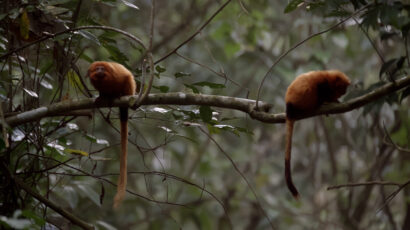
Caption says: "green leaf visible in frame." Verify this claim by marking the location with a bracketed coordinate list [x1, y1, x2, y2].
[44, 6, 70, 15]
[184, 84, 200, 94]
[96, 221, 117, 230]
[40, 79, 53, 90]
[20, 10, 30, 40]
[76, 183, 101, 206]
[66, 69, 84, 91]
[284, 0, 304, 13]
[65, 148, 89, 157]
[379, 3, 401, 29]
[101, 42, 129, 64]
[361, 5, 380, 30]
[101, 0, 116, 3]
[78, 31, 100, 45]
[0, 216, 32, 229]
[85, 134, 109, 146]
[193, 81, 225, 89]
[402, 21, 410, 36]
[80, 53, 94, 63]
[174, 72, 191, 78]
[212, 22, 232, 40]
[199, 106, 213, 123]
[198, 161, 211, 175]
[99, 34, 117, 44]
[326, 9, 351, 17]
[39, 61, 53, 77]
[224, 41, 241, 59]
[120, 0, 139, 10]
[155, 65, 166, 73]
[379, 56, 405, 80]
[21, 210, 45, 227]
[390, 121, 409, 147]
[158, 126, 176, 134]
[23, 89, 38, 98]
[47, 0, 72, 5]
[153, 85, 169, 93]
[0, 13, 7, 21]
[46, 141, 65, 156]
[380, 31, 399, 41]
[9, 8, 19, 20]
[212, 124, 253, 136]
[197, 210, 213, 230]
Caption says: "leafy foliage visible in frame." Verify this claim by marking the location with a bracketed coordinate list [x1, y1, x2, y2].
[0, 0, 409, 229]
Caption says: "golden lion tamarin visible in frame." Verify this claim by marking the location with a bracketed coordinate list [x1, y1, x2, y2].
[284, 70, 350, 198]
[87, 61, 137, 208]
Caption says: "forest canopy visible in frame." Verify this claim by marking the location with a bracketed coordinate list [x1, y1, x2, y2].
[0, 0, 410, 229]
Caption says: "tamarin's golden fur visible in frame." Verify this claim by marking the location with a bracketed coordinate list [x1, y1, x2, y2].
[87, 61, 137, 208]
[284, 70, 350, 199]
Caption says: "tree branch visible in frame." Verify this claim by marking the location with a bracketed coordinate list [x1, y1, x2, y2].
[327, 181, 401, 190]
[4, 76, 410, 127]
[5, 93, 272, 127]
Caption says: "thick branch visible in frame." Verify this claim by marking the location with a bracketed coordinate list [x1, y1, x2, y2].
[247, 76, 410, 122]
[5, 93, 272, 127]
[5, 76, 410, 127]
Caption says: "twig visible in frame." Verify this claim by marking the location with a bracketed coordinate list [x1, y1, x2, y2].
[377, 179, 410, 213]
[327, 181, 401, 190]
[255, 6, 368, 109]
[0, 26, 146, 60]
[135, 0, 156, 107]
[136, 53, 155, 106]
[0, 161, 94, 230]
[382, 122, 410, 153]
[149, 0, 155, 51]
[199, 127, 275, 230]
[154, 0, 233, 64]
[99, 170, 231, 225]
[25, 153, 188, 207]
[175, 51, 247, 91]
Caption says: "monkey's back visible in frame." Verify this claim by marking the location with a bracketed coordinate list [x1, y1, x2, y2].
[285, 71, 321, 112]
[285, 70, 350, 119]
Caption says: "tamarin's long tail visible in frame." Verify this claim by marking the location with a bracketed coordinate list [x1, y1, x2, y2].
[285, 119, 299, 199]
[114, 107, 129, 209]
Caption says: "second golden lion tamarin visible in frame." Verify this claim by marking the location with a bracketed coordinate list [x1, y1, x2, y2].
[284, 70, 350, 198]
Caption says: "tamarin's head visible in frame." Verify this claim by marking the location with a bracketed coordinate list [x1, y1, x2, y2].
[327, 70, 351, 99]
[88, 62, 112, 80]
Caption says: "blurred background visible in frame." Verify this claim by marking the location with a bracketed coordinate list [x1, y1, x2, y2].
[0, 0, 409, 229]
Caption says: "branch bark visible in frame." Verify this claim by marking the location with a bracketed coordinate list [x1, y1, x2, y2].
[5, 93, 273, 127]
[4, 76, 410, 127]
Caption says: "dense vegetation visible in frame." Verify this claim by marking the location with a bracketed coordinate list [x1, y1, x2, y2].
[0, 0, 409, 229]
